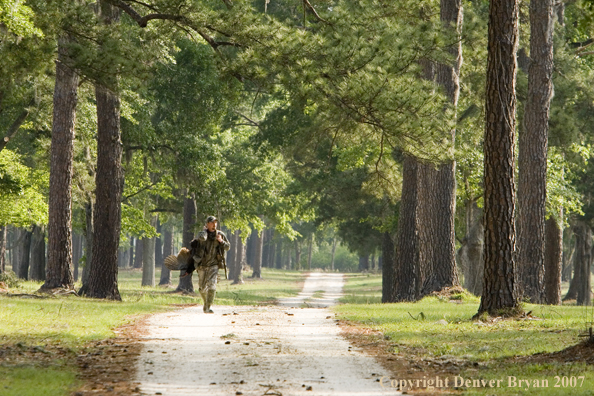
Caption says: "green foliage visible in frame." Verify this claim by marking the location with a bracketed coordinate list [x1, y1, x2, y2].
[0, 0, 43, 37]
[0, 149, 48, 226]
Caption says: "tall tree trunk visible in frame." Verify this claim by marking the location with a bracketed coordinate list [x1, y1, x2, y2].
[358, 255, 369, 272]
[79, 201, 94, 295]
[294, 240, 302, 270]
[87, 79, 123, 300]
[155, 217, 163, 269]
[252, 230, 263, 278]
[391, 155, 420, 302]
[457, 200, 484, 295]
[517, 0, 554, 304]
[73, 232, 81, 281]
[128, 237, 135, 268]
[330, 237, 337, 272]
[478, 0, 521, 316]
[276, 239, 283, 269]
[30, 226, 46, 281]
[142, 216, 157, 286]
[232, 233, 245, 285]
[544, 216, 562, 304]
[574, 223, 592, 306]
[18, 229, 32, 280]
[419, 0, 462, 296]
[159, 226, 173, 285]
[226, 230, 237, 277]
[133, 239, 143, 268]
[177, 196, 196, 292]
[0, 226, 6, 274]
[306, 234, 313, 271]
[42, 36, 78, 291]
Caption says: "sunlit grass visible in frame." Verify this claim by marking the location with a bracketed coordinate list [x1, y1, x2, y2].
[335, 272, 594, 395]
[0, 267, 305, 396]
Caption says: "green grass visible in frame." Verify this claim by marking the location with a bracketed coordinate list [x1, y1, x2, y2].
[335, 273, 594, 395]
[0, 267, 304, 396]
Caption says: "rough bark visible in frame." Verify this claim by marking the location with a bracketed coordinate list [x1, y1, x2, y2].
[517, 0, 554, 304]
[29, 226, 46, 281]
[42, 36, 78, 290]
[251, 230, 263, 278]
[159, 226, 173, 285]
[391, 155, 420, 302]
[418, 0, 462, 296]
[478, 0, 521, 315]
[18, 229, 32, 280]
[457, 200, 484, 295]
[544, 217, 562, 304]
[382, 232, 394, 303]
[177, 196, 196, 292]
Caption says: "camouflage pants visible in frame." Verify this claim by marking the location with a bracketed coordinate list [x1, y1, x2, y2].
[197, 265, 219, 294]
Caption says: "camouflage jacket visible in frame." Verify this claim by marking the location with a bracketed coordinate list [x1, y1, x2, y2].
[190, 230, 230, 267]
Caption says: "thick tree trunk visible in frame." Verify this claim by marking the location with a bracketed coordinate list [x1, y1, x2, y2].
[382, 232, 395, 303]
[573, 223, 592, 306]
[391, 155, 420, 302]
[177, 196, 196, 292]
[29, 226, 46, 281]
[0, 226, 6, 274]
[358, 255, 369, 272]
[419, 0, 462, 296]
[18, 229, 32, 280]
[142, 216, 157, 286]
[86, 1, 123, 300]
[478, 0, 521, 316]
[159, 226, 173, 285]
[517, 0, 554, 304]
[251, 230, 263, 278]
[457, 200, 484, 295]
[42, 36, 78, 291]
[544, 217, 562, 304]
[226, 231, 237, 276]
[133, 239, 143, 269]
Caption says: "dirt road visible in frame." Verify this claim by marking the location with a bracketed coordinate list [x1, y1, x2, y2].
[136, 273, 399, 395]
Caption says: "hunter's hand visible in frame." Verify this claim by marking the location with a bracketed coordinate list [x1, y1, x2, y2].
[216, 234, 224, 243]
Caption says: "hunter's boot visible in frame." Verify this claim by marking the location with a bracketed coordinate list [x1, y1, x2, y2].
[204, 289, 216, 313]
[200, 290, 207, 312]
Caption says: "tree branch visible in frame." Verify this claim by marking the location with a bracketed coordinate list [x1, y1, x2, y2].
[0, 98, 35, 153]
[122, 181, 160, 202]
[303, 0, 329, 24]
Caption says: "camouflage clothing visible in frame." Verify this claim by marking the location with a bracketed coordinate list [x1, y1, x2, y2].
[190, 229, 230, 313]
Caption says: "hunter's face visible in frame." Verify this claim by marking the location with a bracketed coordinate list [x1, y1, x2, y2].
[207, 221, 217, 232]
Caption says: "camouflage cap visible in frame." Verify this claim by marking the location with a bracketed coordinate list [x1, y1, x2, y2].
[206, 215, 217, 224]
